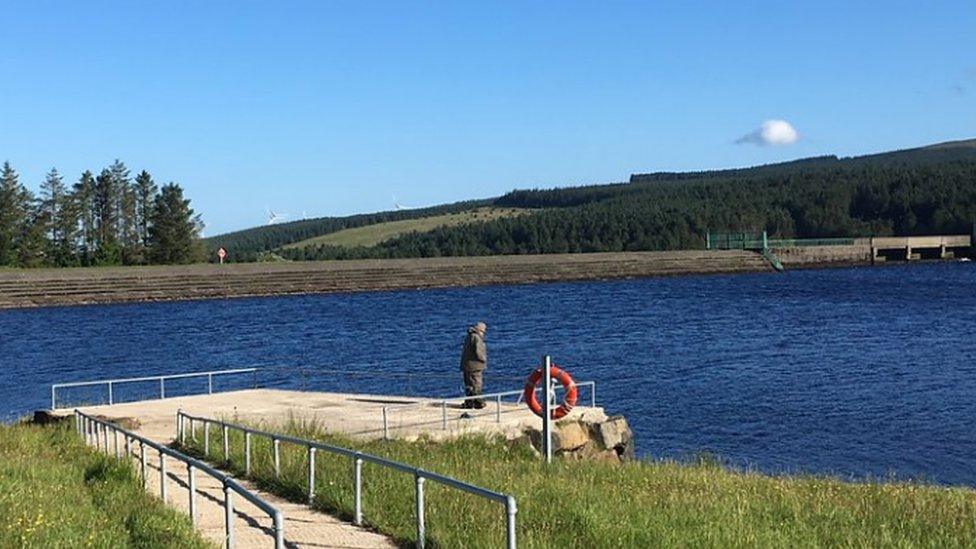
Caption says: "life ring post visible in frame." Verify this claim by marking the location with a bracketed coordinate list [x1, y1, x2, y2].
[542, 355, 553, 464]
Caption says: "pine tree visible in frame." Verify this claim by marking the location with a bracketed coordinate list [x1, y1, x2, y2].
[0, 162, 28, 266]
[120, 181, 140, 264]
[93, 168, 121, 265]
[107, 159, 138, 264]
[72, 170, 97, 266]
[39, 167, 79, 266]
[134, 170, 157, 247]
[18, 202, 47, 267]
[148, 183, 203, 264]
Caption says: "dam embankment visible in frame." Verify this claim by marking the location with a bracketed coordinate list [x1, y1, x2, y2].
[0, 245, 954, 309]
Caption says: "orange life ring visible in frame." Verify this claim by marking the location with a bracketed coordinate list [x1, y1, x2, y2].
[523, 365, 578, 420]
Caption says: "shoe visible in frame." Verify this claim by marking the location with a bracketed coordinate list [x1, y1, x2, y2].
[473, 401, 487, 409]
[460, 412, 473, 419]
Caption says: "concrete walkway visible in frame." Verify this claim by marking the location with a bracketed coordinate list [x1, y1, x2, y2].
[81, 400, 397, 548]
[75, 389, 602, 547]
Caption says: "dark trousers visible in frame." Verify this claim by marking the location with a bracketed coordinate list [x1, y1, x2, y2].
[463, 368, 485, 408]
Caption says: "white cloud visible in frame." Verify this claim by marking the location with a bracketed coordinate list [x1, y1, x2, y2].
[735, 119, 800, 146]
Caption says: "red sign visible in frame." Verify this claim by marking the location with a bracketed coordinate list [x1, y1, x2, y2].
[217, 247, 227, 264]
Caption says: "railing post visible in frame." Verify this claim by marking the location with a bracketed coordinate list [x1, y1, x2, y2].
[496, 394, 502, 423]
[415, 474, 426, 548]
[224, 484, 234, 549]
[125, 434, 131, 457]
[51, 385, 56, 410]
[103, 423, 109, 453]
[223, 425, 229, 461]
[160, 450, 167, 502]
[542, 355, 553, 464]
[354, 455, 363, 526]
[274, 511, 285, 549]
[307, 446, 316, 504]
[273, 439, 280, 478]
[160, 377, 165, 399]
[244, 432, 251, 476]
[114, 429, 120, 459]
[140, 443, 147, 488]
[208, 373, 213, 394]
[441, 401, 447, 430]
[187, 463, 197, 526]
[591, 383, 596, 408]
[204, 422, 210, 456]
[108, 381, 113, 405]
[178, 411, 184, 444]
[382, 407, 389, 440]
[505, 496, 518, 549]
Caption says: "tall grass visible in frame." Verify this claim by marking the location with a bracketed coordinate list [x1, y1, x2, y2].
[0, 421, 211, 548]
[180, 416, 976, 548]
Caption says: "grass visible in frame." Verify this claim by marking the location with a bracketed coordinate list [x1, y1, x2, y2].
[180, 416, 976, 548]
[283, 207, 528, 249]
[0, 421, 211, 548]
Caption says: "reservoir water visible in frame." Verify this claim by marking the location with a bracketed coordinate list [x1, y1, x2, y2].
[3, 262, 975, 485]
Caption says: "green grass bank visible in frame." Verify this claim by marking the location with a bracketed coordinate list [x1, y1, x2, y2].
[180, 417, 976, 548]
[0, 421, 210, 548]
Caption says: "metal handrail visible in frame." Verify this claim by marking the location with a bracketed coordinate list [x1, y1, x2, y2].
[52, 368, 258, 409]
[177, 411, 517, 549]
[379, 381, 597, 438]
[74, 410, 284, 548]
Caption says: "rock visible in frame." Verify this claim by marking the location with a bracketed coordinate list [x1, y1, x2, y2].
[518, 412, 635, 462]
[553, 421, 590, 452]
[31, 410, 70, 425]
[591, 416, 630, 450]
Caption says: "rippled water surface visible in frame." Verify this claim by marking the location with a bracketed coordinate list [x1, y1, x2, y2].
[3, 262, 975, 484]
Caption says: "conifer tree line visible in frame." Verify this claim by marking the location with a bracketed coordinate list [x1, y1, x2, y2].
[0, 159, 203, 267]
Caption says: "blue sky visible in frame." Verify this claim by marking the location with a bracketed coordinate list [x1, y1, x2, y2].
[1, 2, 973, 234]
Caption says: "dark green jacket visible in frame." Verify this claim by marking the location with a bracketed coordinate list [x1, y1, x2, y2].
[459, 327, 487, 372]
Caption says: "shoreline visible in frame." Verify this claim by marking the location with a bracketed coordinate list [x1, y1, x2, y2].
[0, 246, 914, 310]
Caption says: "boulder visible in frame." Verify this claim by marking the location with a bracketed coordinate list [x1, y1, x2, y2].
[553, 421, 590, 452]
[591, 416, 631, 450]
[519, 412, 635, 462]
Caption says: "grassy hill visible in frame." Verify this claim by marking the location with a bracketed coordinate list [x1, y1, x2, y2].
[207, 139, 976, 263]
[283, 207, 527, 249]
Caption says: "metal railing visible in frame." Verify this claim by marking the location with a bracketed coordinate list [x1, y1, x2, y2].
[177, 411, 518, 549]
[52, 368, 259, 410]
[379, 381, 597, 440]
[74, 409, 284, 548]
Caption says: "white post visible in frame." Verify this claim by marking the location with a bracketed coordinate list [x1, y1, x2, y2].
[307, 447, 316, 504]
[160, 451, 167, 502]
[542, 355, 553, 464]
[187, 464, 197, 526]
[354, 456, 363, 525]
[273, 439, 280, 478]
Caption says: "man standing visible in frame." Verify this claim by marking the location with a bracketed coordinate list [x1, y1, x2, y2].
[459, 321, 487, 409]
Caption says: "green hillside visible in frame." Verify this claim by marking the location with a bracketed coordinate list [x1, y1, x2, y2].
[283, 207, 527, 249]
[209, 139, 976, 262]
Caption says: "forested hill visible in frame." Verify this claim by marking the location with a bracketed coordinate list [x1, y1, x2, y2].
[210, 139, 976, 262]
[205, 199, 489, 262]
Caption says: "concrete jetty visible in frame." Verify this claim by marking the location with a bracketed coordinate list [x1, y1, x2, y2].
[74, 388, 603, 444]
[73, 388, 608, 548]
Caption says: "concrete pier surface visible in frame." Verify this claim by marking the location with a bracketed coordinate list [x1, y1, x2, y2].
[75, 387, 598, 443]
[74, 388, 601, 548]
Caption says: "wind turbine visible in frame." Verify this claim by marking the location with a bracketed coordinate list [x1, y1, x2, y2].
[266, 209, 289, 225]
[393, 195, 413, 211]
